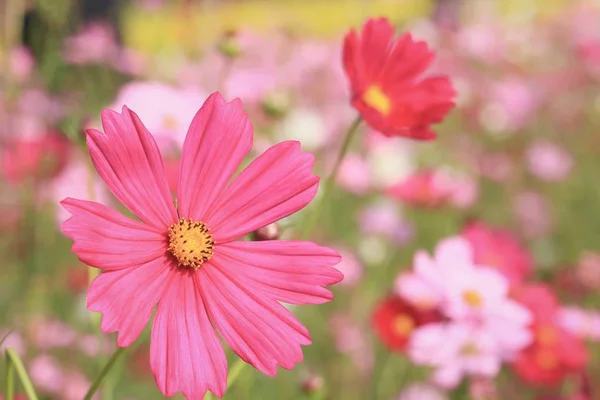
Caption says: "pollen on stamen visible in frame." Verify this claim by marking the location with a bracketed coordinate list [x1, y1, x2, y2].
[167, 218, 215, 269]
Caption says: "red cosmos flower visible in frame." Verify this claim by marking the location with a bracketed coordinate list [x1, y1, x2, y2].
[386, 169, 453, 208]
[462, 221, 533, 287]
[342, 18, 456, 139]
[372, 295, 442, 351]
[1, 131, 70, 184]
[512, 285, 588, 387]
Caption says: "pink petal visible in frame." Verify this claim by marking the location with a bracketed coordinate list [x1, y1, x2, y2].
[199, 259, 312, 376]
[87, 255, 174, 347]
[150, 270, 227, 399]
[206, 141, 318, 243]
[60, 198, 167, 270]
[177, 93, 253, 221]
[87, 106, 177, 229]
[218, 241, 342, 304]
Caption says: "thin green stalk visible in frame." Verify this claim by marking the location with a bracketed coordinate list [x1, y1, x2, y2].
[84, 347, 126, 400]
[6, 352, 14, 400]
[300, 116, 362, 239]
[204, 359, 247, 400]
[5, 349, 38, 400]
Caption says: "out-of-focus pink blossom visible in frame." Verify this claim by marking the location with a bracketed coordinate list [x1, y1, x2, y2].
[513, 191, 553, 238]
[9, 46, 34, 82]
[336, 154, 371, 195]
[329, 313, 374, 375]
[63, 22, 119, 65]
[456, 23, 504, 63]
[62, 370, 96, 400]
[478, 152, 513, 182]
[0, 330, 25, 357]
[526, 140, 573, 182]
[469, 378, 499, 400]
[409, 322, 502, 389]
[396, 382, 448, 400]
[43, 156, 111, 226]
[1, 132, 70, 185]
[462, 221, 533, 286]
[332, 247, 363, 287]
[387, 170, 454, 208]
[557, 307, 600, 342]
[109, 81, 206, 150]
[29, 319, 77, 350]
[29, 354, 63, 395]
[576, 252, 600, 290]
[358, 200, 414, 245]
[480, 78, 539, 134]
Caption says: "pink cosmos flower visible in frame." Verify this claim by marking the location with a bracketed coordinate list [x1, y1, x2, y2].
[109, 81, 207, 150]
[397, 382, 448, 400]
[29, 354, 63, 395]
[409, 322, 502, 389]
[397, 237, 532, 357]
[557, 307, 600, 342]
[332, 247, 363, 287]
[336, 154, 371, 195]
[526, 140, 573, 182]
[61, 92, 343, 399]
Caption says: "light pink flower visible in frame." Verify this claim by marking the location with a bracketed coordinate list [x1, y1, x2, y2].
[0, 330, 25, 357]
[397, 237, 532, 357]
[30, 319, 77, 350]
[61, 92, 343, 399]
[9, 46, 34, 82]
[336, 154, 371, 195]
[358, 200, 414, 245]
[109, 81, 207, 150]
[62, 370, 96, 400]
[409, 322, 502, 389]
[29, 354, 63, 395]
[481, 77, 538, 134]
[63, 22, 119, 65]
[44, 156, 111, 226]
[513, 191, 552, 238]
[557, 307, 600, 342]
[328, 313, 374, 375]
[332, 248, 363, 287]
[397, 382, 448, 400]
[526, 140, 573, 182]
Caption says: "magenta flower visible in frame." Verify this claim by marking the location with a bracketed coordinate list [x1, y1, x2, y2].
[61, 92, 343, 399]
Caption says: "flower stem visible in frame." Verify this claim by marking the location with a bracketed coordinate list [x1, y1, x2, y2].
[5, 353, 14, 400]
[301, 116, 362, 240]
[84, 347, 126, 400]
[204, 358, 247, 400]
[5, 349, 38, 400]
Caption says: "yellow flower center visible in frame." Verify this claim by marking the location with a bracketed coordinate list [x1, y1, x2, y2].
[163, 114, 179, 130]
[168, 218, 214, 269]
[461, 342, 480, 356]
[535, 348, 559, 370]
[362, 85, 391, 116]
[392, 314, 415, 337]
[462, 289, 483, 307]
[536, 325, 558, 346]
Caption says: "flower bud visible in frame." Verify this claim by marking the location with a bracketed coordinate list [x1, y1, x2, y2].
[252, 223, 279, 241]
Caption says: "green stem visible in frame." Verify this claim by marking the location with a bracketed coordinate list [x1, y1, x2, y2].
[5, 349, 38, 400]
[204, 358, 247, 400]
[84, 347, 126, 400]
[300, 116, 362, 239]
[6, 353, 14, 400]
